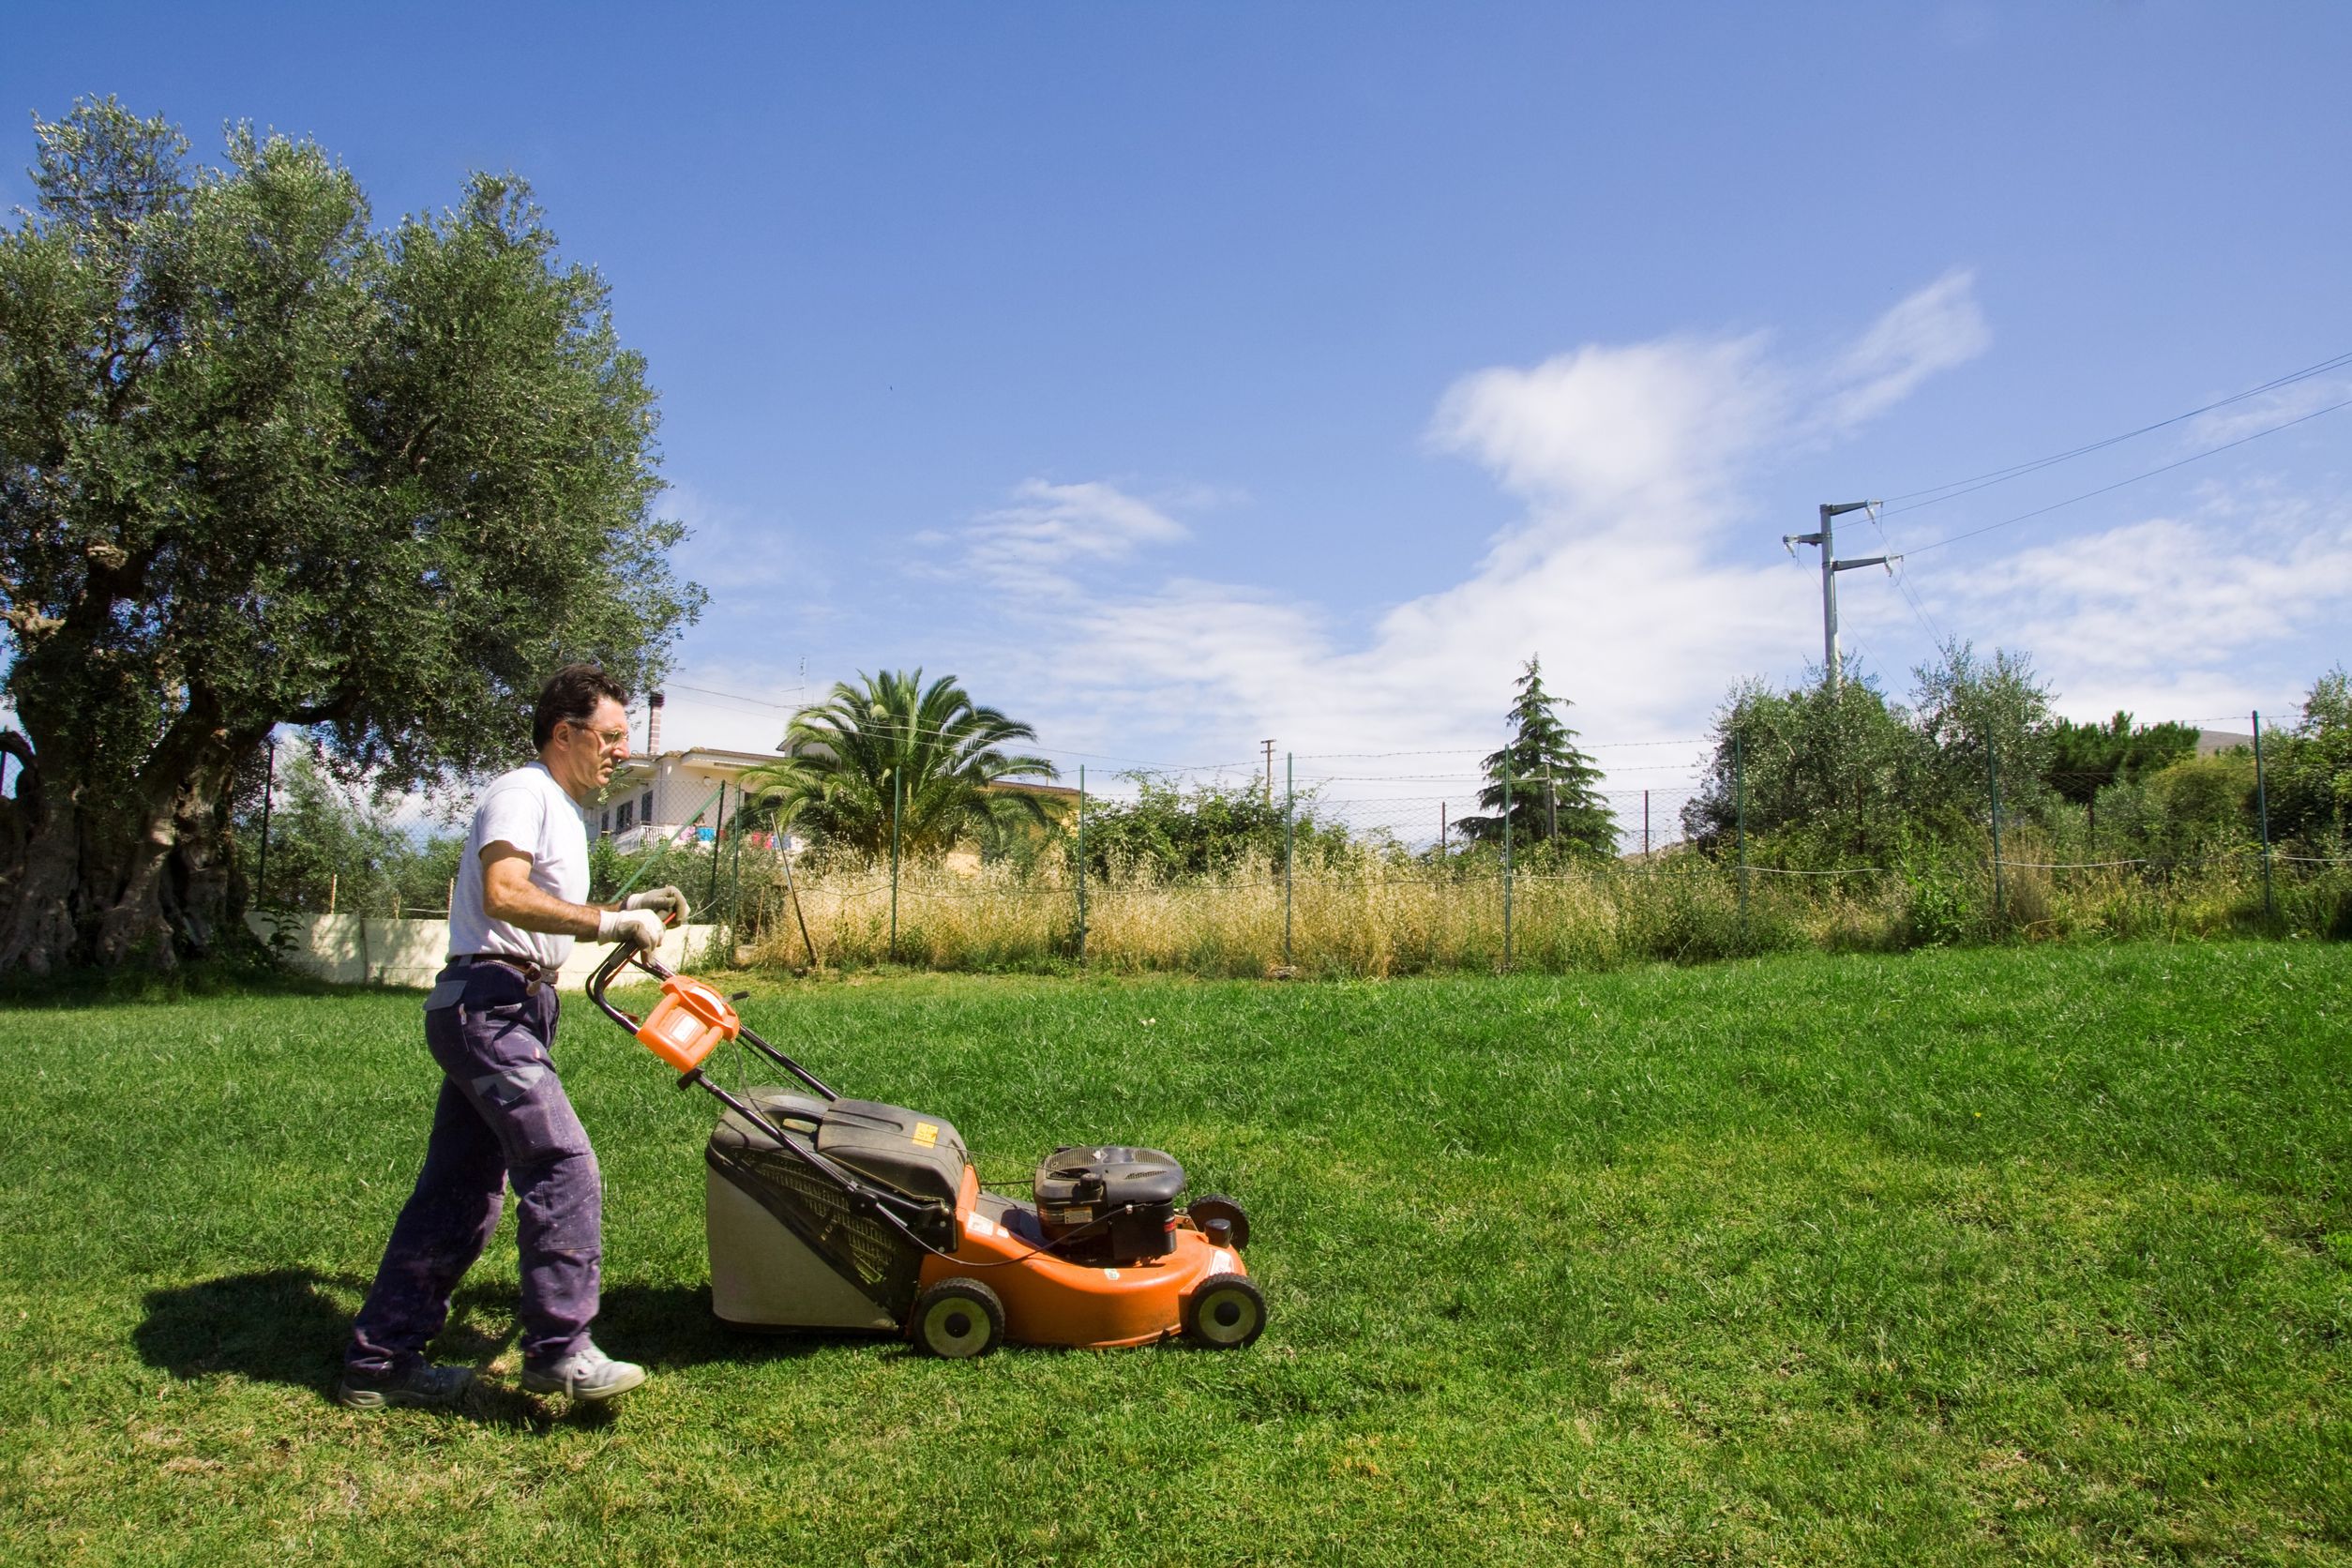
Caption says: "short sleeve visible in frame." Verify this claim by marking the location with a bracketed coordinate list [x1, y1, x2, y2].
[474, 779, 547, 862]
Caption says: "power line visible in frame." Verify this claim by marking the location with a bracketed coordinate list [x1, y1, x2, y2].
[1905, 394, 2352, 556]
[1296, 738, 1706, 759]
[661, 681, 805, 710]
[1863, 502, 1950, 650]
[1882, 348, 2352, 515]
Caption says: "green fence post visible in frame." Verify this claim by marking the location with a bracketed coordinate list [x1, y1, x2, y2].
[1734, 732, 1748, 945]
[1076, 764, 1088, 965]
[2254, 709, 2276, 928]
[727, 795, 745, 963]
[1501, 769, 1515, 972]
[1284, 754, 1295, 968]
[698, 781, 730, 969]
[779, 813, 817, 969]
[1988, 731, 2004, 929]
[707, 781, 726, 913]
[255, 736, 275, 911]
[889, 768, 901, 963]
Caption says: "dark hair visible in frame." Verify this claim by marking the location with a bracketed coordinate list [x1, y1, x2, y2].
[533, 663, 631, 750]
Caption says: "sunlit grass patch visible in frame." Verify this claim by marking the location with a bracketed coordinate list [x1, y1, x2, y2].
[2, 941, 2347, 1563]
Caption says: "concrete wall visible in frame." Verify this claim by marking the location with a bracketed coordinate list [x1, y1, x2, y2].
[245, 912, 721, 990]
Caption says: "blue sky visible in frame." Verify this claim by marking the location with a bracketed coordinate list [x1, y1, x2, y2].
[8, 3, 2350, 813]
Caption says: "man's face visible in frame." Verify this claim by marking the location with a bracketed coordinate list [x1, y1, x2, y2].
[549, 695, 631, 801]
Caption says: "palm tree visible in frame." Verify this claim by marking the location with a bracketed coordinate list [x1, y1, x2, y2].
[738, 671, 1058, 861]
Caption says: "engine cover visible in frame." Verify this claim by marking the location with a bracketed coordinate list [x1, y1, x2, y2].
[1033, 1145, 1186, 1266]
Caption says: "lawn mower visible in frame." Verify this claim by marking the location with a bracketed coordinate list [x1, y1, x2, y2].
[586, 942, 1264, 1357]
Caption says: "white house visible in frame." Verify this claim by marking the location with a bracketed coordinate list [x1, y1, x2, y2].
[595, 744, 786, 852]
[592, 692, 1078, 861]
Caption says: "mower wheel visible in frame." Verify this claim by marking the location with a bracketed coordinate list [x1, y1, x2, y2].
[1183, 1275, 1266, 1349]
[1186, 1194, 1250, 1250]
[912, 1278, 1004, 1359]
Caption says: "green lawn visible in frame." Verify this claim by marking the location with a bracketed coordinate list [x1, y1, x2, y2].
[2, 942, 2348, 1565]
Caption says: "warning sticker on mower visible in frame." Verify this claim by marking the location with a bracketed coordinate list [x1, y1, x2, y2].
[1208, 1249, 1236, 1274]
[912, 1122, 940, 1147]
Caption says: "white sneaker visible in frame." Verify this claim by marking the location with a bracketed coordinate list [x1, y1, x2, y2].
[520, 1344, 646, 1401]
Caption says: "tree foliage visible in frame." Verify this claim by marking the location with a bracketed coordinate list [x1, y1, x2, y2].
[1683, 643, 2058, 865]
[2088, 754, 2256, 863]
[1069, 774, 1352, 882]
[0, 100, 699, 971]
[736, 671, 1057, 863]
[2257, 667, 2352, 852]
[1907, 641, 2057, 819]
[242, 747, 465, 918]
[1681, 666, 1939, 863]
[2041, 713, 2202, 806]
[1454, 657, 1615, 853]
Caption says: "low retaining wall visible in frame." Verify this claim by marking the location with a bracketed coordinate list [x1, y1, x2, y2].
[245, 912, 720, 990]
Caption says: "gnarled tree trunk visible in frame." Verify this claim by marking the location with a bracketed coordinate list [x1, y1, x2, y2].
[0, 716, 255, 975]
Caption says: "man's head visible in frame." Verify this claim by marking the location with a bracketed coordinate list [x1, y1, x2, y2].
[534, 663, 632, 803]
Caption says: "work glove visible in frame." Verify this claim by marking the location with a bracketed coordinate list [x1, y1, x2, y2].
[597, 908, 667, 949]
[625, 884, 691, 925]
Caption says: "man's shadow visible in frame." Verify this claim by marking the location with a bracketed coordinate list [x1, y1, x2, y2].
[135, 1268, 839, 1428]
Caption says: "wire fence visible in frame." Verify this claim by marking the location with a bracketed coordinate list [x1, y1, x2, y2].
[234, 714, 2352, 979]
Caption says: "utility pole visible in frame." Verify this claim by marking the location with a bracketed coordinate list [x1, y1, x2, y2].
[1784, 501, 1897, 694]
[1262, 739, 1276, 804]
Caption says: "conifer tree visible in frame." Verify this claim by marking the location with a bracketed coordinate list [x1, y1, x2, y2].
[1455, 657, 1616, 853]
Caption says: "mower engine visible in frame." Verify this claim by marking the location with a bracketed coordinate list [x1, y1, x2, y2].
[1034, 1146, 1186, 1266]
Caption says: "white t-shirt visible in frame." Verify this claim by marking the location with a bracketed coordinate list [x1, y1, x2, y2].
[445, 761, 591, 969]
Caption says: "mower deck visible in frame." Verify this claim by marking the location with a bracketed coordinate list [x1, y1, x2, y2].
[926, 1175, 1250, 1349]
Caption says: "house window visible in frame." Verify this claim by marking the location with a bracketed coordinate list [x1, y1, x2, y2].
[616, 801, 634, 830]
[599, 808, 611, 834]
[641, 790, 655, 824]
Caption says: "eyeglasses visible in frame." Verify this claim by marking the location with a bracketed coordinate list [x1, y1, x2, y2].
[567, 720, 631, 749]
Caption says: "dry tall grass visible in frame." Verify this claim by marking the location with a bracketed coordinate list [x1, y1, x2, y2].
[737, 846, 2346, 976]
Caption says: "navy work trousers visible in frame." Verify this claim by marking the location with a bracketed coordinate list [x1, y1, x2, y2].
[345, 960, 601, 1375]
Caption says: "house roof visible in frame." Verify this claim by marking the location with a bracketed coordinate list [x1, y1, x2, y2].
[606, 746, 779, 783]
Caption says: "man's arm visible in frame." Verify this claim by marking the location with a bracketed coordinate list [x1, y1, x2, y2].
[482, 846, 611, 937]
[479, 848, 689, 944]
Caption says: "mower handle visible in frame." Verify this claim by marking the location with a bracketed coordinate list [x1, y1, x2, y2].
[583, 924, 836, 1102]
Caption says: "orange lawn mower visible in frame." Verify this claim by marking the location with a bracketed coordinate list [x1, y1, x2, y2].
[587, 941, 1264, 1357]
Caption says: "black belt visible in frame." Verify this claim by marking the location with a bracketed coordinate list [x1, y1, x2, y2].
[453, 953, 562, 992]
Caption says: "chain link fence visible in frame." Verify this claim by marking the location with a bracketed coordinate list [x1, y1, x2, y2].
[234, 714, 2352, 979]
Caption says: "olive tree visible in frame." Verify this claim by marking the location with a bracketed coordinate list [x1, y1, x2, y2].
[0, 101, 701, 972]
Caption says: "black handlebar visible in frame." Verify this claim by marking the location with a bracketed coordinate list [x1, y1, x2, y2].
[583, 932, 836, 1102]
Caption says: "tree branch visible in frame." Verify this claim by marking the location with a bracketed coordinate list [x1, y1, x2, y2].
[398, 412, 443, 472]
[282, 689, 362, 727]
[0, 729, 37, 792]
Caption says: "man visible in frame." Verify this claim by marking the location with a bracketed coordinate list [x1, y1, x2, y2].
[338, 663, 689, 1409]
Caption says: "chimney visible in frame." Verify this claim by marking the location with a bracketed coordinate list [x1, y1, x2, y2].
[646, 690, 665, 756]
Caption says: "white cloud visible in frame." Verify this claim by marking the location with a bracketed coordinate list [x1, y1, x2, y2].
[655, 270, 2352, 809]
[1816, 268, 1990, 435]
[664, 481, 823, 615]
[981, 274, 1995, 783]
[950, 479, 1189, 598]
[2185, 376, 2352, 446]
[1931, 494, 2352, 720]
[1427, 334, 1779, 513]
